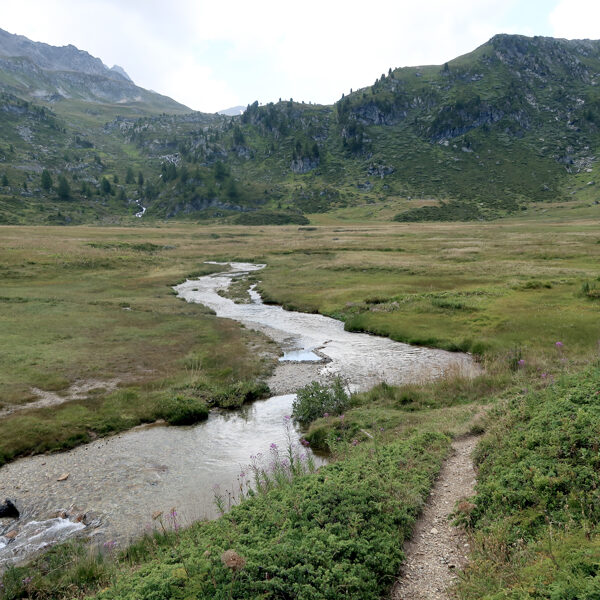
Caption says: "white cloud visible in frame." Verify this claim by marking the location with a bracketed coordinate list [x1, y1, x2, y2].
[549, 0, 600, 39]
[0, 0, 565, 112]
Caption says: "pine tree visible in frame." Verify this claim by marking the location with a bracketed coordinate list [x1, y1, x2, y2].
[100, 177, 112, 195]
[57, 175, 70, 200]
[41, 169, 53, 191]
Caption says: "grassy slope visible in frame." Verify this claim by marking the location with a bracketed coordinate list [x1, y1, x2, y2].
[457, 367, 600, 599]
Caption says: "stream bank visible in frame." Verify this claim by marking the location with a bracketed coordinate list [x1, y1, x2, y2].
[0, 262, 477, 570]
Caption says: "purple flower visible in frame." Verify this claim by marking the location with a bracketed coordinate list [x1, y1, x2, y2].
[300, 438, 310, 447]
[517, 359, 525, 366]
[541, 373, 547, 379]
[555, 341, 564, 348]
[323, 412, 329, 418]
[283, 415, 290, 421]
[22, 577, 33, 585]
[339, 414, 345, 421]
[270, 443, 278, 450]
[351, 439, 358, 446]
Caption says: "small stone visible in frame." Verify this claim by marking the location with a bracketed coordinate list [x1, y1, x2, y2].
[430, 527, 438, 535]
[4, 530, 17, 539]
[57, 473, 69, 481]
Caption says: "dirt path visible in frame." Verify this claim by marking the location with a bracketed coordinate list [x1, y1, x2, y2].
[392, 435, 479, 600]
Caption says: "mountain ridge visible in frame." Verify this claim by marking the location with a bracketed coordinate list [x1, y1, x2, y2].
[0, 27, 190, 114]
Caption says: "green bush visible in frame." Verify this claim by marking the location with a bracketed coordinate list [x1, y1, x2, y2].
[292, 377, 351, 425]
[208, 380, 270, 409]
[156, 395, 209, 425]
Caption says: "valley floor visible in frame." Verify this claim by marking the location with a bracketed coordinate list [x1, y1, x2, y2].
[0, 214, 599, 598]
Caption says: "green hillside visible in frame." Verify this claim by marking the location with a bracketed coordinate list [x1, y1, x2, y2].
[1, 34, 600, 224]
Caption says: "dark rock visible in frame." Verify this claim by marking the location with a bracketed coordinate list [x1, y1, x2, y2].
[0, 499, 19, 519]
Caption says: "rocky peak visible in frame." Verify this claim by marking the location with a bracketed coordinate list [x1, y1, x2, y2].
[110, 65, 133, 83]
[0, 28, 123, 81]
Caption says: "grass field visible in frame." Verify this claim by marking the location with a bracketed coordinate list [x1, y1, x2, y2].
[1, 211, 599, 598]
[1, 211, 599, 463]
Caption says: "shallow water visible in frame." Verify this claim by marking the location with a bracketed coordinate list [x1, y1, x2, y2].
[0, 262, 476, 568]
[279, 349, 323, 362]
[175, 262, 477, 390]
[0, 394, 318, 569]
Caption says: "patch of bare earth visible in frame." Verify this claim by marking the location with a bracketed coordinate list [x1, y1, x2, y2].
[392, 435, 479, 600]
[0, 379, 121, 418]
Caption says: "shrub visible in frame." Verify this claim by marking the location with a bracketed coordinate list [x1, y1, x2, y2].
[292, 377, 351, 426]
[156, 395, 209, 425]
[581, 279, 600, 300]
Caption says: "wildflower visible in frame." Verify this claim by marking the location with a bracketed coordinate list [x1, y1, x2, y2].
[283, 415, 290, 421]
[240, 471, 246, 478]
[22, 577, 33, 585]
[517, 359, 525, 366]
[323, 412, 329, 417]
[555, 341, 564, 348]
[380, 427, 385, 432]
[270, 443, 278, 450]
[339, 414, 345, 421]
[541, 373, 547, 379]
[300, 438, 310, 447]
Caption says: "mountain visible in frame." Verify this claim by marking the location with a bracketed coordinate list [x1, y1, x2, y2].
[115, 33, 600, 222]
[1, 32, 600, 225]
[0, 28, 190, 115]
[218, 105, 246, 116]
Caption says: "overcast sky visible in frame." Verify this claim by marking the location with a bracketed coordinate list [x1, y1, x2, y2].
[2, 0, 600, 113]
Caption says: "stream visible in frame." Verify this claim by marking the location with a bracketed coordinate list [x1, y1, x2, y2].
[0, 262, 477, 570]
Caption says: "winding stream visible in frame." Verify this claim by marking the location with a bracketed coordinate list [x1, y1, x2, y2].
[0, 262, 477, 569]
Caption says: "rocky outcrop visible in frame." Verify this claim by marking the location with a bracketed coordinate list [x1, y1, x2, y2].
[291, 157, 319, 174]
